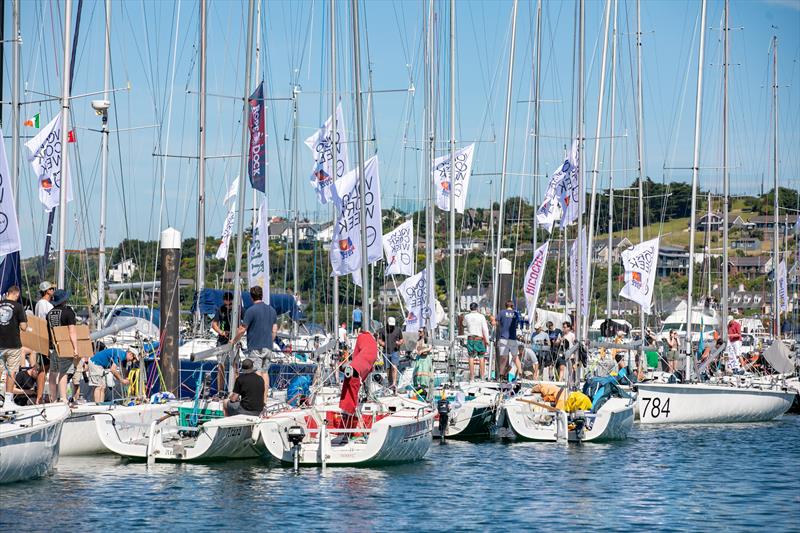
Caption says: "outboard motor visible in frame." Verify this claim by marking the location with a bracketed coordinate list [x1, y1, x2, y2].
[287, 425, 305, 473]
[570, 413, 587, 442]
[436, 398, 450, 444]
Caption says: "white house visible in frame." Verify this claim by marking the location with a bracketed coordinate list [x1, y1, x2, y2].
[108, 258, 137, 283]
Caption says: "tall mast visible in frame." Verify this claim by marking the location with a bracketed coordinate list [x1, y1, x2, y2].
[448, 0, 457, 382]
[331, 0, 340, 338]
[491, 0, 519, 321]
[606, 0, 618, 321]
[350, 0, 370, 332]
[721, 0, 729, 342]
[423, 0, 435, 336]
[685, 0, 707, 377]
[574, 0, 585, 355]
[195, 0, 208, 332]
[97, 0, 112, 328]
[291, 85, 300, 339]
[56, 0, 74, 288]
[11, 0, 20, 206]
[531, 0, 542, 254]
[253, 0, 262, 229]
[230, 0, 256, 371]
[635, 0, 646, 353]
[585, 0, 612, 337]
[771, 35, 779, 337]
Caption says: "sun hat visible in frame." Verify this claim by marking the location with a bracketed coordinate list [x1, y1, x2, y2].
[51, 289, 71, 306]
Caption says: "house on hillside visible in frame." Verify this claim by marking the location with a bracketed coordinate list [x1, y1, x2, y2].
[729, 215, 755, 230]
[108, 258, 137, 283]
[697, 211, 724, 232]
[378, 282, 401, 306]
[592, 237, 633, 265]
[727, 287, 769, 314]
[315, 222, 335, 243]
[728, 256, 773, 279]
[748, 214, 799, 230]
[454, 240, 484, 255]
[460, 285, 490, 311]
[730, 237, 761, 251]
[657, 245, 690, 276]
[269, 222, 319, 243]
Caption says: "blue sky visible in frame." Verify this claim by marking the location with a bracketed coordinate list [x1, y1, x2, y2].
[2, 0, 799, 259]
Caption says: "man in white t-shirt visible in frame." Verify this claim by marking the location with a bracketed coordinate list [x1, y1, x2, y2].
[35, 282, 55, 319]
[462, 303, 490, 381]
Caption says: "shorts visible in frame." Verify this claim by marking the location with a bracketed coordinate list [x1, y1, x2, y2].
[88, 362, 106, 387]
[555, 356, 566, 369]
[498, 339, 518, 357]
[353, 321, 362, 331]
[244, 348, 272, 372]
[51, 356, 77, 376]
[226, 400, 262, 417]
[667, 349, 680, 362]
[384, 351, 400, 368]
[0, 348, 23, 374]
[38, 352, 51, 370]
[467, 339, 487, 358]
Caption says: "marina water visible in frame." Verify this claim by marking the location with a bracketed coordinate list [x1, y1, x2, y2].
[5, 416, 799, 531]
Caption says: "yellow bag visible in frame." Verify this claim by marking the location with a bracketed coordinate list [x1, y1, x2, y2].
[564, 391, 592, 413]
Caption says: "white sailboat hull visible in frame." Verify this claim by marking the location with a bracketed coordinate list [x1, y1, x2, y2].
[636, 382, 794, 424]
[501, 396, 634, 442]
[0, 404, 70, 484]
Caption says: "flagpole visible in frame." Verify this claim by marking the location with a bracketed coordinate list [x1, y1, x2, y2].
[56, 0, 74, 289]
[685, 0, 708, 378]
[97, 0, 112, 328]
[194, 0, 208, 333]
[350, 0, 370, 332]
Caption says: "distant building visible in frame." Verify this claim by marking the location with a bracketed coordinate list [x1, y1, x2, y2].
[748, 214, 799, 230]
[315, 222, 335, 243]
[728, 215, 755, 230]
[730, 237, 761, 251]
[108, 258, 136, 283]
[454, 240, 484, 255]
[459, 285, 490, 311]
[657, 245, 690, 276]
[378, 282, 401, 306]
[696, 212, 724, 232]
[592, 237, 633, 265]
[728, 256, 773, 279]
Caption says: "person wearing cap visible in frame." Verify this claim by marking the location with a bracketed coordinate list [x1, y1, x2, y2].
[35, 281, 55, 319]
[726, 315, 743, 374]
[377, 316, 403, 392]
[0, 286, 28, 410]
[46, 289, 82, 403]
[88, 346, 138, 402]
[224, 358, 265, 416]
[463, 302, 490, 381]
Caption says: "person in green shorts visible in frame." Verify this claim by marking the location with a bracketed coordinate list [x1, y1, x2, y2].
[462, 303, 490, 381]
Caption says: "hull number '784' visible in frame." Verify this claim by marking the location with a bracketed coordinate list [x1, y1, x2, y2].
[641, 397, 671, 419]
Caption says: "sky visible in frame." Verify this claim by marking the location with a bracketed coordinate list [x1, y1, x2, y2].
[1, 0, 799, 261]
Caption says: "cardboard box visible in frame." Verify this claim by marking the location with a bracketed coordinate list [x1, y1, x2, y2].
[21, 314, 50, 355]
[52, 325, 94, 358]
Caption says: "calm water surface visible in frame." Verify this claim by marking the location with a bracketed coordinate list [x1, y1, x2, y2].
[4, 416, 799, 532]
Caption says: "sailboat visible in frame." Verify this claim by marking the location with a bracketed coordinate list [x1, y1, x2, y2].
[636, 1, 794, 424]
[0, 403, 70, 484]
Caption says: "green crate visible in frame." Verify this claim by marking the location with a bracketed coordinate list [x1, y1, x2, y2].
[177, 406, 224, 427]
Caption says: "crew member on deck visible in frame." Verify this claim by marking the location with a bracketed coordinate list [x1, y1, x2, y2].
[334, 330, 377, 446]
[223, 358, 265, 416]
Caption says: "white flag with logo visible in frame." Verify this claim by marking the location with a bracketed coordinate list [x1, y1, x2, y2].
[329, 155, 383, 276]
[536, 139, 581, 231]
[523, 241, 549, 322]
[777, 260, 788, 313]
[569, 228, 589, 316]
[306, 102, 349, 205]
[398, 267, 437, 333]
[25, 114, 73, 212]
[383, 220, 414, 276]
[0, 128, 21, 255]
[215, 204, 237, 260]
[433, 143, 476, 213]
[619, 237, 660, 313]
[248, 196, 270, 302]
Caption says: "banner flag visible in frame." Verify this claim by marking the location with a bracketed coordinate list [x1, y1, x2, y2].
[777, 260, 788, 313]
[433, 143, 475, 213]
[536, 139, 581, 231]
[25, 114, 73, 212]
[247, 81, 267, 193]
[0, 128, 22, 255]
[523, 241, 549, 322]
[248, 197, 270, 303]
[215, 204, 237, 260]
[306, 102, 349, 205]
[398, 267, 437, 333]
[569, 227, 589, 316]
[223, 176, 240, 205]
[619, 237, 660, 313]
[383, 220, 414, 276]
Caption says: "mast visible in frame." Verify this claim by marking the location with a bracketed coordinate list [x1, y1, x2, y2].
[585, 0, 612, 337]
[97, 0, 112, 328]
[574, 0, 585, 359]
[11, 0, 20, 206]
[448, 0, 457, 382]
[56, 0, 74, 288]
[491, 0, 519, 321]
[606, 0, 618, 321]
[331, 0, 340, 339]
[684, 0, 707, 378]
[424, 0, 434, 337]
[230, 0, 256, 383]
[291, 84, 300, 339]
[532, 0, 542, 254]
[195, 0, 208, 332]
[721, 0, 729, 343]
[635, 0, 646, 359]
[771, 35, 779, 337]
[350, 0, 369, 332]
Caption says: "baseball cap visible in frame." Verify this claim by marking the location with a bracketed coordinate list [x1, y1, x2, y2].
[39, 281, 54, 293]
[388, 317, 396, 326]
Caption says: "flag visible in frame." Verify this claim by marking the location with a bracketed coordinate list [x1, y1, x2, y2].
[24, 113, 40, 128]
[223, 176, 240, 205]
[619, 237, 660, 313]
[247, 81, 267, 193]
[569, 228, 589, 316]
[67, 130, 76, 143]
[0, 128, 21, 255]
[523, 241, 549, 322]
[383, 220, 414, 276]
[536, 139, 581, 231]
[248, 196, 270, 303]
[777, 260, 788, 313]
[0, 252, 21, 295]
[215, 204, 237, 260]
[433, 143, 476, 213]
[25, 114, 73, 212]
[305, 102, 349, 205]
[329, 155, 383, 276]
[398, 267, 437, 333]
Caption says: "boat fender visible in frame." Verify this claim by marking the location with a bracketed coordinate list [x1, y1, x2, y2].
[343, 364, 354, 378]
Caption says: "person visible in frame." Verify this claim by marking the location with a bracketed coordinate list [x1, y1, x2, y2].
[726, 315, 744, 373]
[517, 340, 539, 381]
[556, 322, 575, 381]
[546, 321, 562, 349]
[463, 302, 490, 381]
[211, 291, 239, 392]
[12, 366, 39, 406]
[46, 289, 84, 403]
[610, 353, 633, 385]
[352, 306, 363, 333]
[496, 300, 519, 381]
[233, 286, 277, 401]
[338, 322, 348, 349]
[223, 358, 265, 416]
[666, 330, 680, 374]
[35, 281, 55, 319]
[88, 346, 138, 402]
[0, 286, 28, 410]
[532, 324, 552, 380]
[377, 317, 403, 391]
[412, 340, 434, 399]
[531, 383, 567, 410]
[334, 330, 378, 446]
